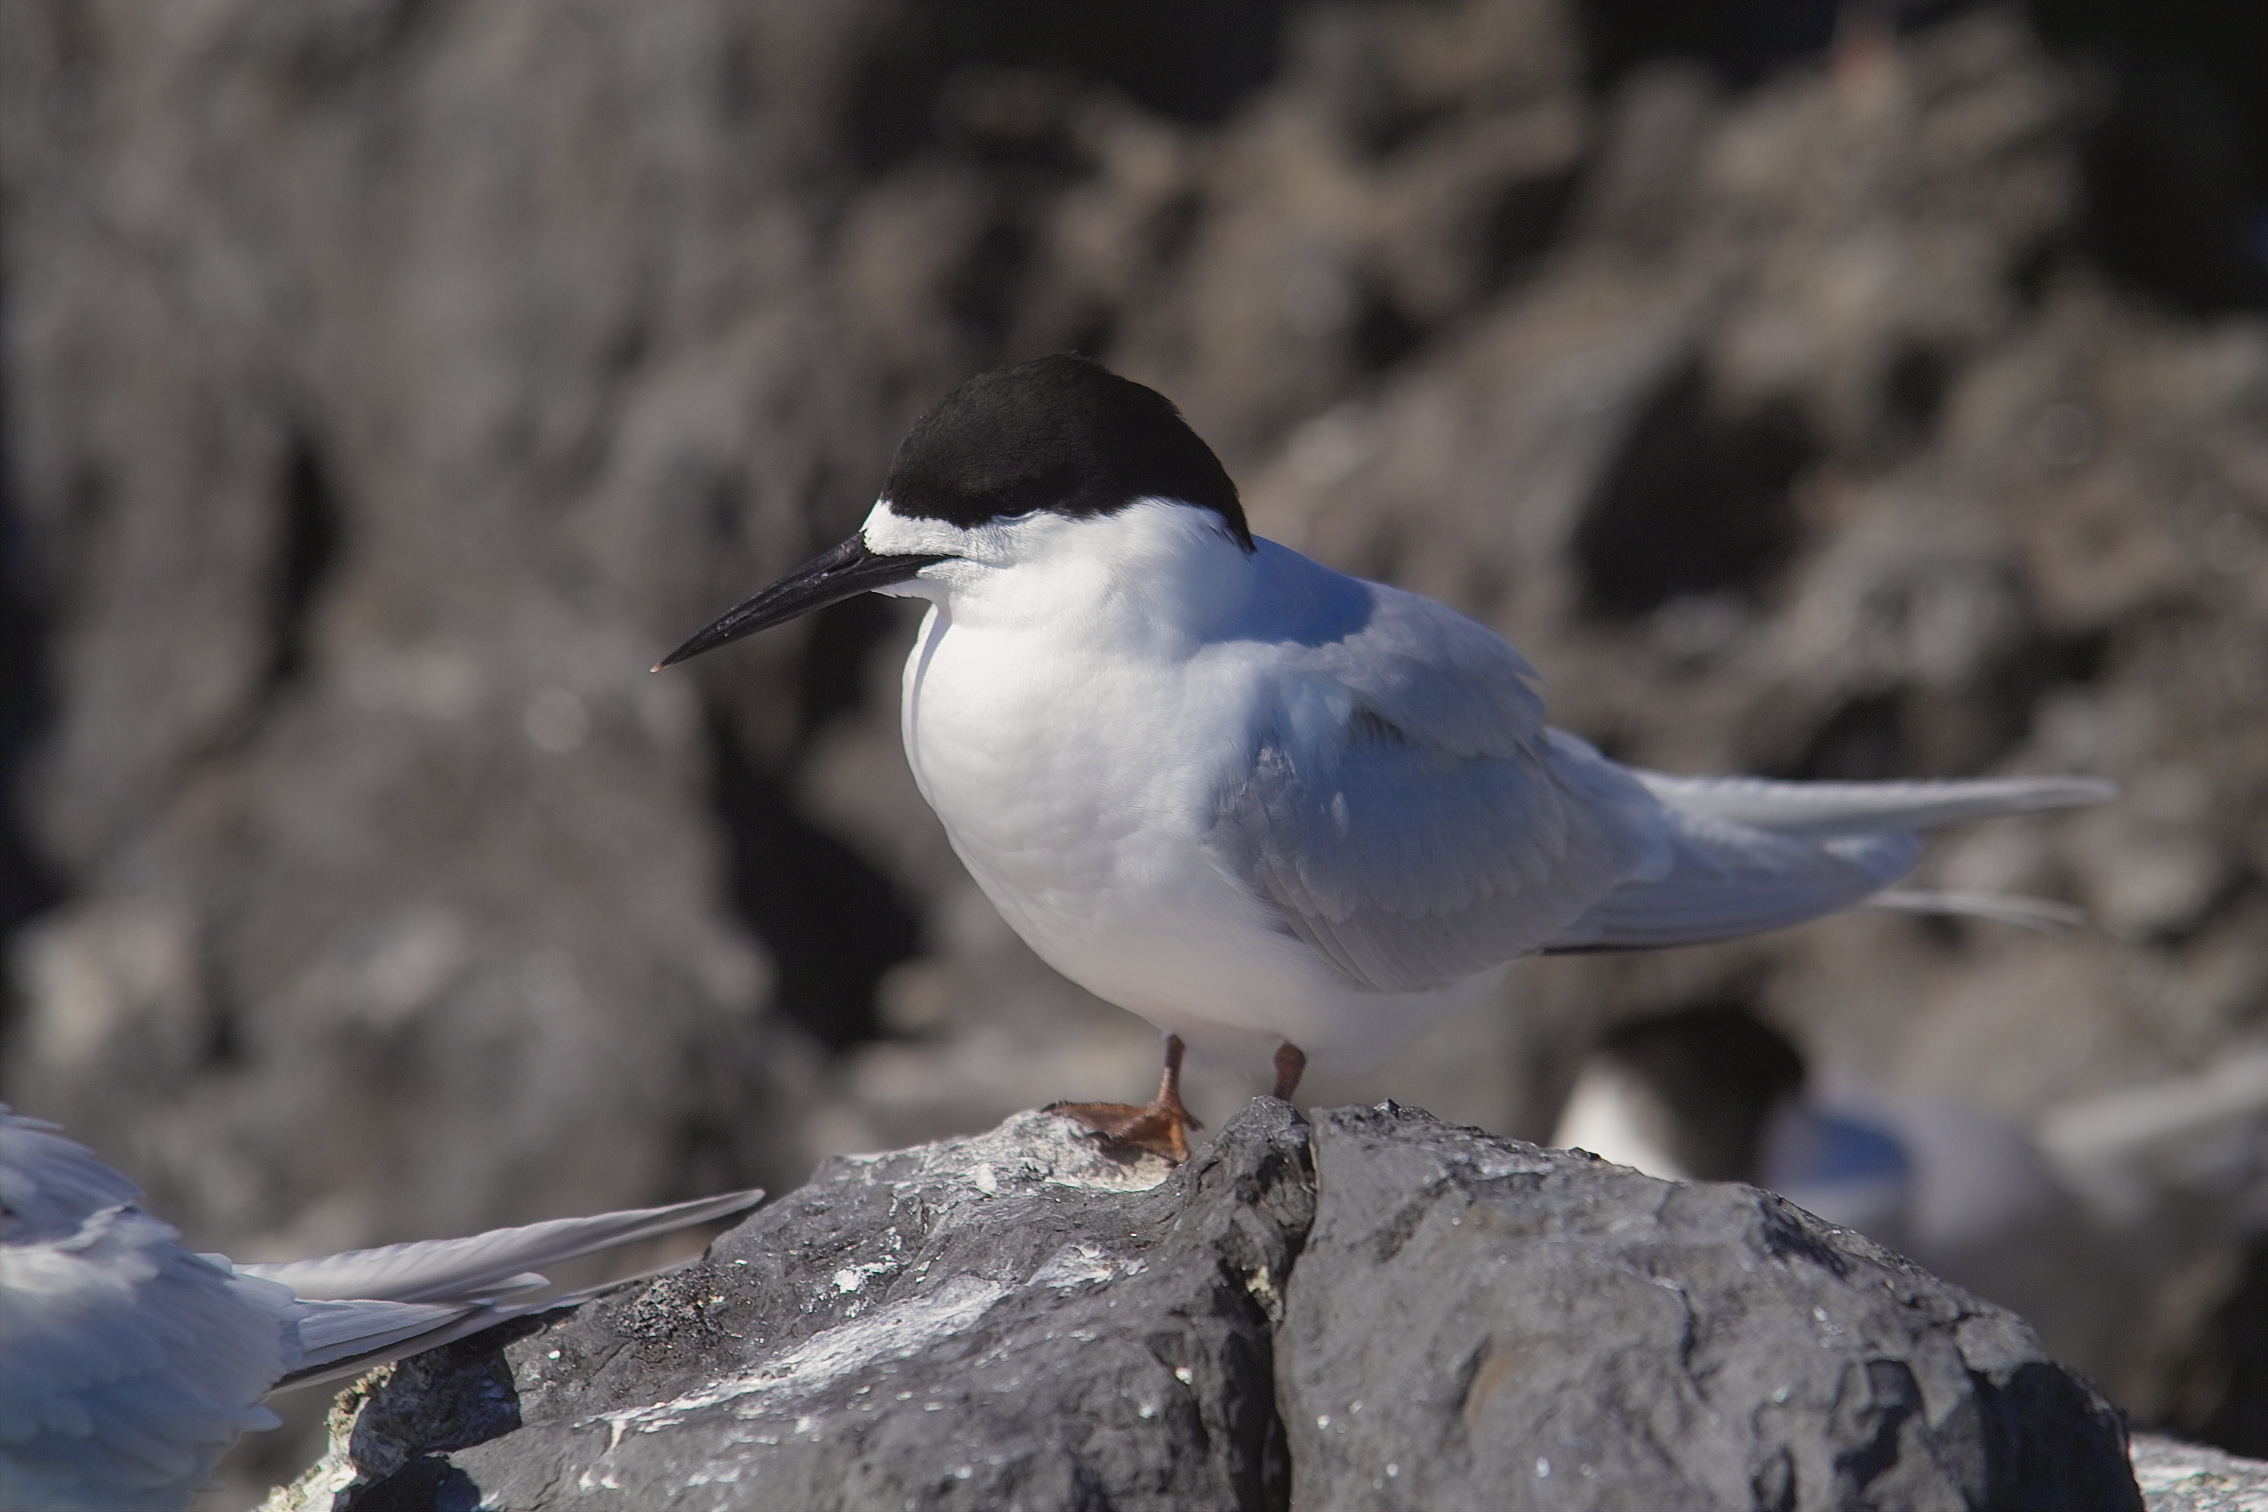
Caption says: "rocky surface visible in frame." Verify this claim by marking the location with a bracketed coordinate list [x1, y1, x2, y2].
[3, 2, 2264, 1499]
[272, 1103, 2141, 1511]
[2130, 1434, 2268, 1512]
[1283, 1103, 2134, 1509]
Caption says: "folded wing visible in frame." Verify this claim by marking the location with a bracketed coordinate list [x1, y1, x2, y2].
[1207, 583, 1668, 993]
[1204, 578, 2113, 982]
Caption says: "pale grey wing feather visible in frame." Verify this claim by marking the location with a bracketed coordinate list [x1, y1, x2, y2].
[239, 1187, 762, 1304]
[270, 1241, 743, 1393]
[1293, 577, 1549, 760]
[0, 1208, 294, 1511]
[1209, 590, 1668, 994]
[1631, 770, 2114, 836]
[1548, 814, 1923, 951]
[0, 1109, 145, 1237]
[266, 1188, 763, 1392]
[1577, 766, 2116, 946]
[285, 1297, 487, 1371]
[271, 1300, 528, 1393]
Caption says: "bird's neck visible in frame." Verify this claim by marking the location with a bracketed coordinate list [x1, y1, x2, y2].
[942, 501, 1257, 658]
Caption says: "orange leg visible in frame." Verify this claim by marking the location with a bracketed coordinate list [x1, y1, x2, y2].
[1047, 1034, 1202, 1163]
[1272, 1042, 1307, 1102]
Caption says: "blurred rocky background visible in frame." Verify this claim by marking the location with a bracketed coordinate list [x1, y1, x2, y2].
[1, 0, 2263, 1502]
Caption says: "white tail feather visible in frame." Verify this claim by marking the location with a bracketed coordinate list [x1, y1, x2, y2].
[1551, 766, 2112, 952]
[241, 1187, 762, 1305]
[261, 1187, 764, 1391]
[1633, 771, 2115, 837]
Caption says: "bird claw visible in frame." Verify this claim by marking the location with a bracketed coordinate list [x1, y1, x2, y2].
[1045, 1098, 1200, 1164]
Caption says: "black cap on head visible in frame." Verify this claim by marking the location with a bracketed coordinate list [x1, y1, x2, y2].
[882, 353, 1252, 550]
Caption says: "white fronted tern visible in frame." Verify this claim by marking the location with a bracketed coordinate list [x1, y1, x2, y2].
[0, 1107, 761, 1511]
[660, 353, 2112, 1162]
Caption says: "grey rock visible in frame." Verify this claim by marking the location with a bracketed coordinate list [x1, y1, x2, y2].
[2130, 1434, 2268, 1512]
[281, 1103, 2137, 1511]
[302, 1103, 1311, 1511]
[1280, 1103, 2136, 1510]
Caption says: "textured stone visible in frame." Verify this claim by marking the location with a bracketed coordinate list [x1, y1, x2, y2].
[1280, 1103, 2136, 1510]
[280, 1103, 2139, 1511]
[2130, 1434, 2268, 1512]
[314, 1104, 1309, 1511]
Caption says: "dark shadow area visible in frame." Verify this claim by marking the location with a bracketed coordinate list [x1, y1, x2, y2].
[1835, 1358, 1925, 1490]
[1780, 625, 2110, 784]
[1584, 1003, 1805, 1182]
[1477, 166, 1587, 291]
[266, 428, 346, 690]
[1350, 278, 1425, 374]
[1575, 0, 1844, 92]
[848, 0, 1302, 176]
[1573, 361, 1812, 618]
[944, 213, 1041, 354]
[1581, 2, 2268, 315]
[2030, 0, 2268, 315]
[351, 1458, 484, 1512]
[705, 709, 923, 1052]
[1786, 690, 1909, 782]
[1880, 339, 1954, 440]
[795, 594, 907, 741]
[1977, 1359, 2141, 1506]
[2169, 1236, 2268, 1457]
[0, 314, 65, 1044]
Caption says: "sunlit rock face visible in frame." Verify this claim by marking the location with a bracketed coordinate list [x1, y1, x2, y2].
[287, 1103, 2142, 1512]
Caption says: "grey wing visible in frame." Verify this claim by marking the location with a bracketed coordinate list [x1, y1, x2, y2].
[239, 1187, 763, 1304]
[1550, 766, 2115, 950]
[1, 1107, 146, 1237]
[1207, 585, 1669, 994]
[0, 1207, 295, 1511]
[251, 1187, 767, 1392]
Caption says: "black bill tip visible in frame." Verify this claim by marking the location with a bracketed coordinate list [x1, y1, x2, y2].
[655, 535, 946, 670]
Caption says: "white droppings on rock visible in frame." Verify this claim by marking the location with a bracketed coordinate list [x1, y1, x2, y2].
[1030, 1241, 1143, 1291]
[592, 1275, 1009, 1437]
[833, 1261, 895, 1294]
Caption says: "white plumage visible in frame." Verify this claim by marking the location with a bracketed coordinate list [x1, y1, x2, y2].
[0, 1108, 760, 1511]
[659, 353, 2113, 1152]
[864, 498, 2108, 1071]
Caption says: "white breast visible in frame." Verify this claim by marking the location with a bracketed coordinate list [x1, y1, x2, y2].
[901, 601, 1287, 1019]
[894, 547, 1493, 1068]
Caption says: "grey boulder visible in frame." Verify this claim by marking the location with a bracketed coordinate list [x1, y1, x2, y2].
[1281, 1103, 2136, 1510]
[280, 1102, 2139, 1511]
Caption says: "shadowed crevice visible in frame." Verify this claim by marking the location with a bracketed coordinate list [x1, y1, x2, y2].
[1573, 360, 1812, 619]
[703, 706, 923, 1052]
[266, 428, 346, 692]
[0, 329, 66, 1046]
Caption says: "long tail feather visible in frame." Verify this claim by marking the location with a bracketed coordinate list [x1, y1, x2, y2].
[1551, 762, 2113, 952]
[264, 1188, 764, 1391]
[240, 1187, 762, 1305]
[1552, 824, 1923, 951]
[1632, 771, 2114, 837]
[285, 1298, 485, 1373]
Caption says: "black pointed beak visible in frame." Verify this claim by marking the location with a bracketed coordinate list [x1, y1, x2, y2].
[654, 535, 947, 670]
